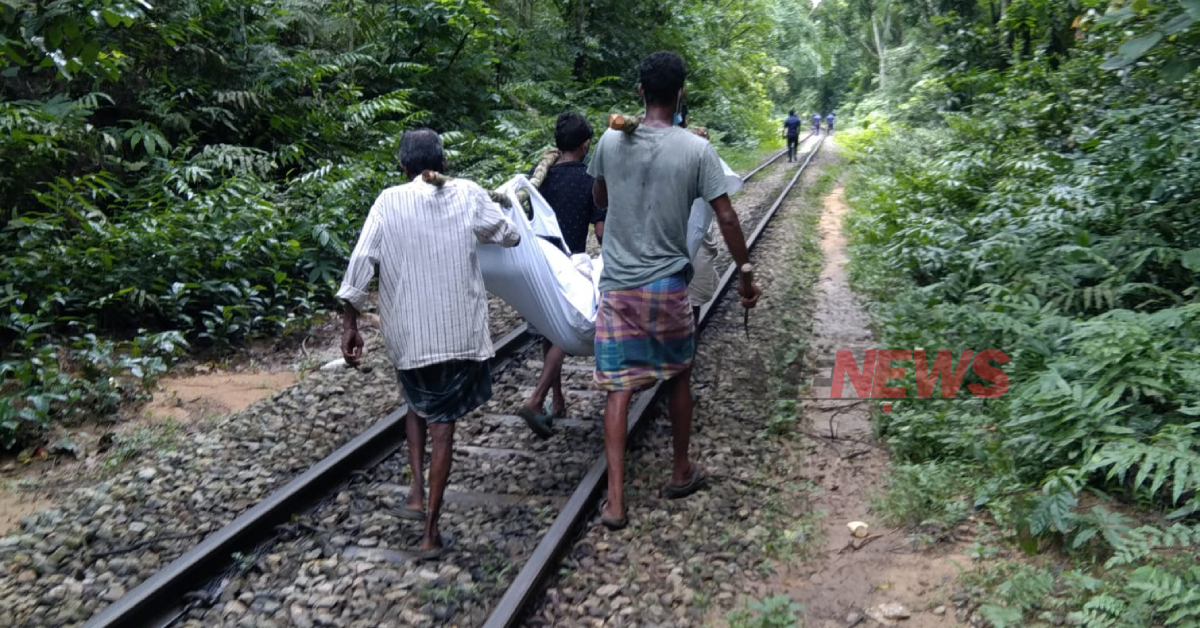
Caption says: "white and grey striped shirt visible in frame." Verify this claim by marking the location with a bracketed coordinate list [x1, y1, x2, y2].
[336, 178, 521, 370]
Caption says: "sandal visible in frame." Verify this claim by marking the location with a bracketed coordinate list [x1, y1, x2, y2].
[543, 397, 567, 420]
[662, 464, 708, 500]
[517, 406, 554, 439]
[389, 506, 426, 521]
[599, 498, 628, 531]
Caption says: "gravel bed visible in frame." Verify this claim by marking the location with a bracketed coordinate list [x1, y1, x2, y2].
[173, 348, 606, 628]
[0, 148, 801, 628]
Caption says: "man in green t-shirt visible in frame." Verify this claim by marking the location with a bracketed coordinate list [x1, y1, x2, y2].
[588, 51, 761, 530]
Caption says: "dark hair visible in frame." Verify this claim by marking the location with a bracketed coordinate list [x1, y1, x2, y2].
[399, 128, 444, 174]
[554, 111, 593, 151]
[639, 51, 686, 106]
[789, 109, 796, 116]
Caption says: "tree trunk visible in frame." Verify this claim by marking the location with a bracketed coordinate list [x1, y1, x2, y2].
[873, 18, 886, 89]
[572, 0, 587, 81]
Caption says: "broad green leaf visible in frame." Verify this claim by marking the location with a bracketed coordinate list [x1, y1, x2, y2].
[1118, 31, 1164, 61]
[1184, 0, 1200, 20]
[1162, 11, 1195, 34]
[1181, 249, 1200, 272]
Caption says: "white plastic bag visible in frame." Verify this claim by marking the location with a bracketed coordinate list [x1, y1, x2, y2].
[478, 156, 742, 357]
[478, 175, 597, 356]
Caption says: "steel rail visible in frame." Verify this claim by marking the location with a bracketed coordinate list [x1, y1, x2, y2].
[82, 324, 533, 628]
[481, 132, 827, 628]
[738, 131, 813, 185]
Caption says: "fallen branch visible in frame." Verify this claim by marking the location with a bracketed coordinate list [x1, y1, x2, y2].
[91, 530, 210, 559]
[837, 533, 885, 554]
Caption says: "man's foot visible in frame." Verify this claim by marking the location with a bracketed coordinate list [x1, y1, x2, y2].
[663, 464, 707, 499]
[517, 405, 554, 438]
[599, 498, 628, 531]
[414, 534, 451, 561]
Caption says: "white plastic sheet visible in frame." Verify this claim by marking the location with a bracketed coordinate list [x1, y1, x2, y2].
[479, 175, 598, 356]
[478, 156, 742, 357]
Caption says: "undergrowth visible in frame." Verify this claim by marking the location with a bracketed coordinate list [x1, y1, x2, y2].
[841, 3, 1200, 625]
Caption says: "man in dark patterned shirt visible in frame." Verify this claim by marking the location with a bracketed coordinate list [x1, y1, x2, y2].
[518, 112, 605, 437]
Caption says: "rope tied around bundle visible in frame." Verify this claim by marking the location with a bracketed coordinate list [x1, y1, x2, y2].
[421, 148, 562, 218]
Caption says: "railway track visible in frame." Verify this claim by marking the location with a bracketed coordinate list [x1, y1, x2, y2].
[79, 132, 824, 628]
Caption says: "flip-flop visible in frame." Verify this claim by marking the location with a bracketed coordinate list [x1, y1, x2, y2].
[517, 406, 554, 439]
[662, 464, 708, 500]
[389, 506, 426, 521]
[413, 534, 453, 562]
[599, 498, 628, 531]
[542, 398, 567, 420]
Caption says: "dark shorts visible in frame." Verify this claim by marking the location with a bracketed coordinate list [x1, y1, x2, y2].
[397, 360, 492, 424]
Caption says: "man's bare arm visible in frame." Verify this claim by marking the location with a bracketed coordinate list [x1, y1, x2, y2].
[592, 179, 608, 210]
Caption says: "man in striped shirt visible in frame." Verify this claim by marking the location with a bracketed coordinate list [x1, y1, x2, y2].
[337, 128, 521, 559]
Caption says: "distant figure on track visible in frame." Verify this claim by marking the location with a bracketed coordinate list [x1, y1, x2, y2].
[589, 50, 760, 530]
[337, 128, 521, 560]
[518, 111, 606, 438]
[812, 111, 823, 135]
[783, 109, 801, 162]
[826, 111, 836, 135]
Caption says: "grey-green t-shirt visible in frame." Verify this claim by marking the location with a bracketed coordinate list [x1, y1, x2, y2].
[587, 125, 728, 291]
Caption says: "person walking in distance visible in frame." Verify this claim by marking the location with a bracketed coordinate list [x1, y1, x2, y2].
[518, 112, 606, 437]
[825, 111, 836, 135]
[783, 109, 801, 162]
[812, 111, 823, 135]
[337, 129, 521, 559]
[588, 51, 760, 529]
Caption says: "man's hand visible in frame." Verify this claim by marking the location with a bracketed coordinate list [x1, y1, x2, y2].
[342, 328, 364, 367]
[738, 280, 761, 309]
[342, 305, 364, 368]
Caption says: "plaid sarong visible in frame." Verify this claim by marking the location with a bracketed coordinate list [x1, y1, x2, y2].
[396, 360, 492, 423]
[594, 274, 695, 391]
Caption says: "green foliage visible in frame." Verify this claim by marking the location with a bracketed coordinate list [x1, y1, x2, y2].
[0, 0, 809, 447]
[727, 595, 804, 628]
[872, 461, 973, 536]
[838, 0, 1200, 624]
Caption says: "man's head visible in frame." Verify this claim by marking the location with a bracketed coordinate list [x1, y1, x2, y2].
[554, 111, 593, 154]
[399, 128, 445, 178]
[789, 109, 796, 116]
[638, 51, 686, 108]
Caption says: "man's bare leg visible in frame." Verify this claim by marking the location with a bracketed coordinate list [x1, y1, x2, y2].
[601, 390, 634, 519]
[524, 340, 566, 416]
[405, 407, 426, 512]
[664, 368, 694, 484]
[422, 422, 455, 551]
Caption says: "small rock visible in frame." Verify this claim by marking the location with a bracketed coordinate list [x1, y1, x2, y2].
[17, 570, 36, 583]
[596, 584, 621, 599]
[289, 605, 314, 628]
[933, 606, 946, 616]
[845, 611, 863, 626]
[223, 600, 248, 616]
[101, 584, 126, 601]
[137, 467, 157, 480]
